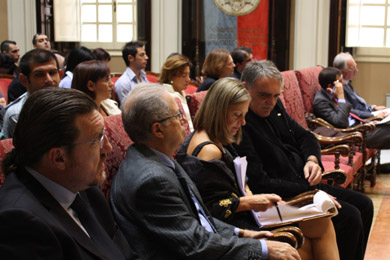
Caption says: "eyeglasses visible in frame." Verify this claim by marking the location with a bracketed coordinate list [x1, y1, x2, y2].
[343, 66, 358, 72]
[71, 128, 106, 149]
[157, 109, 184, 123]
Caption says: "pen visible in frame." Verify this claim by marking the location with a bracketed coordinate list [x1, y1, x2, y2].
[274, 202, 283, 222]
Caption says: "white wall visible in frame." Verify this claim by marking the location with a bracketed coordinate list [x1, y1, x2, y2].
[292, 0, 330, 70]
[7, 0, 36, 55]
[151, 0, 182, 73]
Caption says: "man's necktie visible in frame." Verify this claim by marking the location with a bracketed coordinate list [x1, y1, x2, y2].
[172, 163, 217, 233]
[70, 194, 125, 260]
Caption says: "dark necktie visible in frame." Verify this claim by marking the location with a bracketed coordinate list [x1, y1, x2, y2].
[172, 163, 217, 233]
[70, 194, 125, 260]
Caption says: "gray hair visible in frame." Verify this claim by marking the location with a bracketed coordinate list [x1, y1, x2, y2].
[333, 52, 353, 70]
[241, 60, 284, 90]
[122, 83, 171, 143]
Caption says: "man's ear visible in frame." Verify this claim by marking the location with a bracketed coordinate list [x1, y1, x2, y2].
[128, 54, 134, 64]
[242, 81, 249, 90]
[19, 73, 29, 87]
[47, 147, 67, 170]
[150, 122, 164, 139]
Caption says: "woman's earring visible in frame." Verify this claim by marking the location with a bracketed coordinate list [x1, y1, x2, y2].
[170, 81, 174, 84]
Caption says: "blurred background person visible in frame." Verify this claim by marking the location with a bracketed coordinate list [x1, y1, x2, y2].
[158, 54, 194, 131]
[72, 60, 120, 117]
[197, 48, 235, 92]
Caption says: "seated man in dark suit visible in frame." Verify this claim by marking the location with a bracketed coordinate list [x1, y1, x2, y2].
[235, 60, 373, 260]
[230, 46, 253, 79]
[0, 88, 138, 259]
[110, 83, 300, 260]
[333, 52, 389, 119]
[313, 67, 390, 149]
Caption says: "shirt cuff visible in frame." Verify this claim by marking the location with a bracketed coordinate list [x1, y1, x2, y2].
[234, 227, 239, 236]
[260, 239, 268, 259]
[338, 99, 346, 103]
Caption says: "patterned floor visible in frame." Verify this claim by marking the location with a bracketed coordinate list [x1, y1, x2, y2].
[364, 150, 390, 260]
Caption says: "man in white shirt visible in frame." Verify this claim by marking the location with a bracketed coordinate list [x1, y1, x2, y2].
[115, 41, 149, 104]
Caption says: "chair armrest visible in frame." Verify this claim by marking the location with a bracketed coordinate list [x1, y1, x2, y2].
[269, 226, 304, 249]
[321, 144, 350, 157]
[322, 169, 347, 185]
[308, 117, 375, 135]
[313, 131, 363, 146]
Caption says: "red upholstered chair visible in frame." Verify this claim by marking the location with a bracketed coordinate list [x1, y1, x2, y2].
[185, 91, 208, 118]
[295, 66, 378, 191]
[184, 84, 198, 95]
[110, 77, 120, 102]
[146, 71, 160, 83]
[0, 78, 13, 104]
[295, 66, 323, 114]
[280, 70, 365, 187]
[0, 138, 14, 188]
[101, 114, 133, 199]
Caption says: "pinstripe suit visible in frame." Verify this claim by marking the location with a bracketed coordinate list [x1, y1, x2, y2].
[110, 143, 263, 260]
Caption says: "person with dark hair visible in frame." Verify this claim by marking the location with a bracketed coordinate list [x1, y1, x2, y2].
[110, 83, 301, 260]
[313, 67, 390, 149]
[115, 41, 149, 104]
[32, 33, 65, 68]
[72, 60, 120, 117]
[0, 53, 17, 75]
[1, 40, 20, 64]
[0, 88, 138, 260]
[230, 47, 253, 79]
[1, 49, 63, 139]
[158, 54, 194, 130]
[197, 48, 236, 92]
[59, 46, 96, 89]
[236, 60, 373, 260]
[93, 48, 111, 62]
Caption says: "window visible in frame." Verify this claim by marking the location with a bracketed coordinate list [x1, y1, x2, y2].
[346, 0, 390, 47]
[81, 0, 137, 49]
[54, 0, 137, 50]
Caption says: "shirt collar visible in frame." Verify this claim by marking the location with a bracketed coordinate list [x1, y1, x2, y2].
[149, 147, 175, 169]
[26, 166, 77, 210]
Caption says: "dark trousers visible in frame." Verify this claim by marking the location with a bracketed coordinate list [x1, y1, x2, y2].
[367, 122, 390, 149]
[319, 184, 373, 260]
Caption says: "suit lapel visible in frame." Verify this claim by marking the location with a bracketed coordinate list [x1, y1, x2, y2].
[16, 169, 107, 259]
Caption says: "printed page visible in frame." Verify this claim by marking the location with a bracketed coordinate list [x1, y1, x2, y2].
[257, 191, 337, 228]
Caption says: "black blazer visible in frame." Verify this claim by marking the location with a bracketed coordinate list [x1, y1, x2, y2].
[235, 99, 322, 198]
[0, 168, 136, 260]
[110, 143, 263, 260]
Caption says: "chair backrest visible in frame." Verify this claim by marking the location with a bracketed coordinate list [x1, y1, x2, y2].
[102, 114, 133, 199]
[280, 70, 309, 129]
[0, 78, 13, 104]
[184, 84, 198, 95]
[185, 91, 208, 118]
[0, 138, 14, 188]
[146, 71, 160, 83]
[295, 66, 324, 114]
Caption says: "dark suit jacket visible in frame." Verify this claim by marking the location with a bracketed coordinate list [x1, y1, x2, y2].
[313, 89, 352, 128]
[234, 99, 322, 198]
[196, 76, 217, 92]
[110, 143, 263, 260]
[343, 82, 373, 118]
[0, 168, 136, 260]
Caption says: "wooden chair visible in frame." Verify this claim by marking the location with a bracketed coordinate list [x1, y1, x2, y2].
[295, 66, 379, 191]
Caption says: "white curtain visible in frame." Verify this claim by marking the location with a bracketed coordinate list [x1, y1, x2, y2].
[54, 0, 81, 42]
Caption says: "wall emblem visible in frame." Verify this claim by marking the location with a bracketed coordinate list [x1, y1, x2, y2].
[214, 0, 261, 16]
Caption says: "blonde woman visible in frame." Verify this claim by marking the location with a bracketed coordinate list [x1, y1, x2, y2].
[177, 77, 339, 260]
